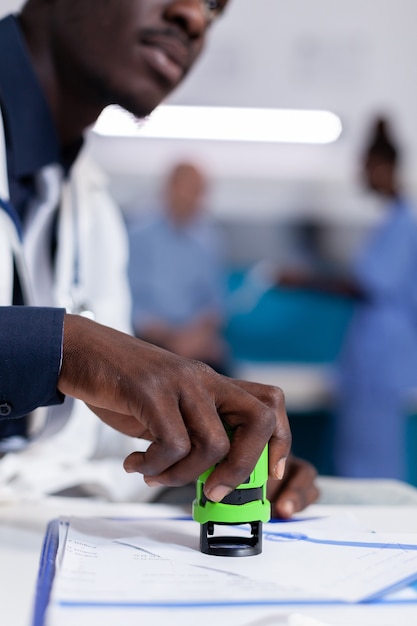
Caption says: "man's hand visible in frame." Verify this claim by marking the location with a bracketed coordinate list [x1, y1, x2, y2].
[267, 456, 319, 518]
[58, 315, 292, 503]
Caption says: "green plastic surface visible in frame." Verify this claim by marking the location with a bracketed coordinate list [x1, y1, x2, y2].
[192, 444, 270, 525]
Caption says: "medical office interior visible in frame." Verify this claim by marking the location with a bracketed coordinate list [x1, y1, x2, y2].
[3, 0, 417, 487]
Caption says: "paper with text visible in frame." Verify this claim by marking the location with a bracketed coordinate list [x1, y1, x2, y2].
[46, 514, 417, 615]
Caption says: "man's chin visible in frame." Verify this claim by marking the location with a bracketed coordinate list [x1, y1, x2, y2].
[120, 77, 179, 119]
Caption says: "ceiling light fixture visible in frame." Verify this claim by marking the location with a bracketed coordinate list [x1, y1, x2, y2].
[93, 104, 342, 144]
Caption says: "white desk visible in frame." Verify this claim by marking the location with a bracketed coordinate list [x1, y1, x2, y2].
[234, 362, 333, 413]
[2, 495, 417, 626]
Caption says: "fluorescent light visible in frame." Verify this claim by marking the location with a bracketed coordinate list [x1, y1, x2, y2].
[93, 105, 342, 144]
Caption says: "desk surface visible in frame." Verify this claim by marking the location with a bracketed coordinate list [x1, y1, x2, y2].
[2, 496, 417, 626]
[234, 362, 333, 412]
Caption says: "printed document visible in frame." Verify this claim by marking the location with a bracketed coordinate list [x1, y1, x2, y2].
[44, 513, 417, 620]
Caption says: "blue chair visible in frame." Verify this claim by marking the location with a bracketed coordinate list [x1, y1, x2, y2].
[224, 271, 354, 475]
[225, 270, 354, 364]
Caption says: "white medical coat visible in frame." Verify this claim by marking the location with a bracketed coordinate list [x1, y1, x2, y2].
[0, 114, 155, 502]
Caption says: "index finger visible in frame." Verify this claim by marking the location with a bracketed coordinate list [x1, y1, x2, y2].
[223, 378, 292, 477]
[204, 379, 291, 502]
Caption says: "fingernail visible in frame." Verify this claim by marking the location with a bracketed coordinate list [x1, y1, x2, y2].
[281, 500, 295, 517]
[124, 464, 135, 474]
[144, 478, 163, 488]
[274, 457, 287, 480]
[205, 484, 233, 502]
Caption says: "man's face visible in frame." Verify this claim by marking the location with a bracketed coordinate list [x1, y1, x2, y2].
[363, 155, 394, 195]
[49, 0, 228, 118]
[166, 163, 207, 224]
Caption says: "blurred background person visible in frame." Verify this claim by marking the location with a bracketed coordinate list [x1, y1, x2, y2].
[333, 116, 417, 480]
[127, 160, 231, 376]
[276, 115, 417, 480]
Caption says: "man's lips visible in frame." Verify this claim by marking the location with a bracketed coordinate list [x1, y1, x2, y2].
[140, 35, 191, 85]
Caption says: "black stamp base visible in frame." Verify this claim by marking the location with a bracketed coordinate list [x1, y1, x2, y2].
[200, 521, 262, 556]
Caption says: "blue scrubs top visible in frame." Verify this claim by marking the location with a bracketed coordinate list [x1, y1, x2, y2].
[128, 212, 226, 331]
[334, 198, 417, 479]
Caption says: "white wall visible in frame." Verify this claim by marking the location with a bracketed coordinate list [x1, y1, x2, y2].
[85, 0, 417, 219]
[2, 0, 417, 225]
[1, 0, 23, 14]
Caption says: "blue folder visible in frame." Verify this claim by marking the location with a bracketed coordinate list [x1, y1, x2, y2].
[33, 519, 60, 626]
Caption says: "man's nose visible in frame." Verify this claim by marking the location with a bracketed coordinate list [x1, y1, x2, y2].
[164, 0, 211, 39]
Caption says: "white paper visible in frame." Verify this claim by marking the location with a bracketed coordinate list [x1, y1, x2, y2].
[44, 513, 417, 623]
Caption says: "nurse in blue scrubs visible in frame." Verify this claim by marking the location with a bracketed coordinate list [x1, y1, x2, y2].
[334, 117, 417, 479]
[276, 116, 417, 479]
